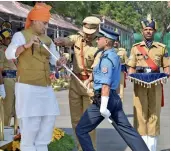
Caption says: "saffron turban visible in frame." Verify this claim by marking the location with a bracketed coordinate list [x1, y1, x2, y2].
[25, 3, 52, 29]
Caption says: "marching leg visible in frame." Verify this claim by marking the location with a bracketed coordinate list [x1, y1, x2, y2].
[108, 92, 149, 151]
[76, 104, 104, 151]
[110, 108, 149, 151]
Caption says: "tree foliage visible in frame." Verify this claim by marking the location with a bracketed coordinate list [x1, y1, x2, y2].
[99, 1, 141, 32]
[20, 1, 170, 33]
[131, 1, 170, 31]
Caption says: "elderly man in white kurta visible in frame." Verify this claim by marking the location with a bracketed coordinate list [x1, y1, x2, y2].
[5, 3, 64, 151]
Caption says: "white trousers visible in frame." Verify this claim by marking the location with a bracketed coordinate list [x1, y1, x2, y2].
[19, 116, 56, 151]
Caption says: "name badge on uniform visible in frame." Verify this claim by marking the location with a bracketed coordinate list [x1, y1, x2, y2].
[102, 67, 108, 73]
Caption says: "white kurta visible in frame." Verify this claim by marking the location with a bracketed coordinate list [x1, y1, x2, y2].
[5, 32, 60, 118]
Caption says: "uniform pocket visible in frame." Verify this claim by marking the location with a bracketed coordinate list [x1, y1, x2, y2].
[136, 53, 144, 60]
[85, 58, 94, 68]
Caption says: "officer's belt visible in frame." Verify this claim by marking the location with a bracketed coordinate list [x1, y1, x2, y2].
[2, 70, 17, 78]
[136, 67, 160, 73]
[94, 89, 116, 94]
[74, 73, 89, 80]
[92, 89, 116, 106]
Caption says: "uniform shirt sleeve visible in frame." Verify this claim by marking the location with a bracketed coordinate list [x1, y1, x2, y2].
[5, 32, 26, 60]
[0, 50, 5, 69]
[127, 47, 136, 67]
[162, 47, 170, 67]
[49, 40, 60, 65]
[97, 58, 114, 86]
[68, 35, 78, 44]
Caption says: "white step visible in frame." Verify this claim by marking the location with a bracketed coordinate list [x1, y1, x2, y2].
[0, 127, 14, 148]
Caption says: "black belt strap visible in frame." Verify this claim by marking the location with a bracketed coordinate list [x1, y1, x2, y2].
[2, 70, 16, 78]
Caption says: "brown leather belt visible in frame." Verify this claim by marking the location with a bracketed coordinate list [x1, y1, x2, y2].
[75, 73, 89, 80]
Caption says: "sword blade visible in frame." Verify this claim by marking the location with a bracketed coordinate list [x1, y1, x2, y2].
[41, 43, 90, 91]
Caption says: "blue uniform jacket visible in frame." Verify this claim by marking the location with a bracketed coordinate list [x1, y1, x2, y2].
[93, 48, 121, 90]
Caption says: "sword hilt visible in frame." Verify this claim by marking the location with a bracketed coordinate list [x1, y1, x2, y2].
[37, 38, 43, 46]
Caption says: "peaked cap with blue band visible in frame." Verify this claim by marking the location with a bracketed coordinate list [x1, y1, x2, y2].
[141, 14, 157, 30]
[97, 26, 119, 41]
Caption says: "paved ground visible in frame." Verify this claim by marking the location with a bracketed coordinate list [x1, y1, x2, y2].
[55, 80, 170, 151]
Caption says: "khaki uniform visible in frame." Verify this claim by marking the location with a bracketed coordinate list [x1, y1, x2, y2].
[127, 41, 169, 136]
[0, 45, 17, 126]
[115, 48, 128, 102]
[68, 32, 97, 151]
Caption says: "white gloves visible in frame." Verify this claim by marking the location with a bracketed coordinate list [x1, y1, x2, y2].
[0, 84, 6, 99]
[100, 96, 111, 118]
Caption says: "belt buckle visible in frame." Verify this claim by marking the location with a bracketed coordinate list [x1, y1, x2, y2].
[144, 55, 148, 60]
[145, 68, 151, 73]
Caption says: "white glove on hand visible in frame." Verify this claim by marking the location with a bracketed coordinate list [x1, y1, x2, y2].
[100, 96, 111, 118]
[0, 84, 6, 99]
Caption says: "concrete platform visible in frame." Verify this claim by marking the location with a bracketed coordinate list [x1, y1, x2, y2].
[55, 80, 170, 151]
[0, 127, 14, 150]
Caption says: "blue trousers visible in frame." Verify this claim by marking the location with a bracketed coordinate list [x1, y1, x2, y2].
[76, 90, 149, 151]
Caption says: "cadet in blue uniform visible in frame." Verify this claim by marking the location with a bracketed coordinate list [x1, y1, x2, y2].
[75, 27, 149, 151]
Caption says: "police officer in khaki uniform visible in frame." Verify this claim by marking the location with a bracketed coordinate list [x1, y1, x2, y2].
[54, 16, 101, 151]
[0, 22, 17, 126]
[113, 36, 128, 102]
[127, 15, 170, 151]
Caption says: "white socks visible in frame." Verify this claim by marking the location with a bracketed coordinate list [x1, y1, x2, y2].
[142, 135, 148, 145]
[148, 136, 157, 151]
[142, 136, 157, 151]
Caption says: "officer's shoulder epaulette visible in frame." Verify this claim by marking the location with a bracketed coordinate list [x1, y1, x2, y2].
[94, 49, 103, 58]
[101, 53, 108, 58]
[101, 53, 115, 67]
[132, 42, 141, 47]
[154, 42, 166, 48]
[78, 31, 84, 37]
[105, 50, 118, 60]
[118, 48, 126, 51]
